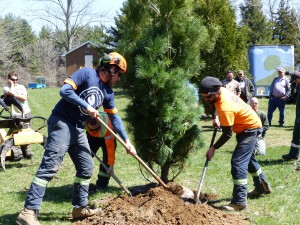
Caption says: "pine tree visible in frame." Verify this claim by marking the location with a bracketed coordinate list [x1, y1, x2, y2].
[273, 0, 299, 45]
[2, 14, 36, 66]
[240, 0, 274, 45]
[192, 0, 249, 82]
[114, 0, 213, 182]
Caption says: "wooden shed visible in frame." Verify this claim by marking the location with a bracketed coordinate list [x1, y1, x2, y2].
[63, 41, 100, 76]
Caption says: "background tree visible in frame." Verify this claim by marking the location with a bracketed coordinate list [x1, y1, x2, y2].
[115, 0, 215, 182]
[240, 0, 274, 45]
[39, 25, 52, 40]
[30, 0, 107, 52]
[0, 20, 14, 82]
[21, 39, 59, 86]
[273, 0, 300, 66]
[0, 15, 36, 81]
[273, 0, 299, 44]
[1, 14, 36, 66]
[193, 0, 249, 82]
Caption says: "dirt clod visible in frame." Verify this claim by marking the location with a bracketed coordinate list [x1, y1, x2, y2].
[73, 183, 250, 225]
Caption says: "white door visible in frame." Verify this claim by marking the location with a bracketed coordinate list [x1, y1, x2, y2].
[85, 55, 93, 68]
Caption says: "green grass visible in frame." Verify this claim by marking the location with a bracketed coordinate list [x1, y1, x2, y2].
[0, 88, 299, 225]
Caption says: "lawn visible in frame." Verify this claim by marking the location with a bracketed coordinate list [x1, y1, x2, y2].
[0, 87, 299, 225]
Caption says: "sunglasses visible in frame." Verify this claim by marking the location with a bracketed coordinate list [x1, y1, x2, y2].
[203, 94, 213, 100]
[10, 78, 18, 81]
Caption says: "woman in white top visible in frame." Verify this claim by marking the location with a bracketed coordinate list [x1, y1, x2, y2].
[3, 70, 33, 158]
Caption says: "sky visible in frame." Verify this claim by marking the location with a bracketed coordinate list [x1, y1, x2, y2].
[1, 0, 126, 34]
[1, 0, 298, 34]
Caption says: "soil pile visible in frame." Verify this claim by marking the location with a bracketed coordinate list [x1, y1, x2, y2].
[73, 183, 250, 225]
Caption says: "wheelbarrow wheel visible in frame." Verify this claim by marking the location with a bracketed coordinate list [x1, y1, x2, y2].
[11, 147, 23, 161]
[0, 138, 14, 171]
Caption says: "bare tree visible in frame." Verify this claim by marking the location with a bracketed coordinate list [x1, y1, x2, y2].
[30, 0, 108, 51]
[21, 39, 59, 86]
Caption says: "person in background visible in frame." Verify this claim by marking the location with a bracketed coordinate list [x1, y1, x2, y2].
[16, 52, 136, 225]
[235, 70, 254, 103]
[200, 76, 271, 211]
[282, 71, 300, 162]
[3, 71, 33, 159]
[85, 112, 116, 191]
[267, 67, 291, 127]
[250, 97, 269, 155]
[222, 70, 241, 96]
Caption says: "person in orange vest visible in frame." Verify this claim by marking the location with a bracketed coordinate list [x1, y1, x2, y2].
[85, 112, 116, 191]
[201, 76, 271, 211]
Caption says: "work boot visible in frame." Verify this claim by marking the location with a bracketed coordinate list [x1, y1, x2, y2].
[248, 188, 265, 198]
[16, 208, 41, 225]
[21, 145, 33, 159]
[72, 206, 102, 219]
[96, 176, 109, 191]
[262, 179, 272, 194]
[96, 183, 109, 192]
[88, 183, 98, 193]
[222, 203, 247, 211]
[282, 154, 298, 161]
[248, 177, 272, 198]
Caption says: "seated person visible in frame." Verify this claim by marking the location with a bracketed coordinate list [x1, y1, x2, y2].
[3, 71, 33, 158]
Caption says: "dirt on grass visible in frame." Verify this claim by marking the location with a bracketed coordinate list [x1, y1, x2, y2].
[72, 182, 250, 225]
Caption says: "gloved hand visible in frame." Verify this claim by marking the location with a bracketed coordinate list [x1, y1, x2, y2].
[107, 165, 114, 176]
[125, 139, 137, 156]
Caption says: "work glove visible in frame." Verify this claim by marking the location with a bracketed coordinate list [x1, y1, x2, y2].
[107, 165, 114, 176]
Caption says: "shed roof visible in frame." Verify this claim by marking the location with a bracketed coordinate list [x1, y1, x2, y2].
[62, 41, 100, 56]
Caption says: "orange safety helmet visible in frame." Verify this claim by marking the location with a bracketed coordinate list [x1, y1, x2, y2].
[99, 52, 127, 73]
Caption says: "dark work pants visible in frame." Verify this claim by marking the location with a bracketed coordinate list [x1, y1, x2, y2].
[267, 98, 286, 125]
[231, 129, 263, 205]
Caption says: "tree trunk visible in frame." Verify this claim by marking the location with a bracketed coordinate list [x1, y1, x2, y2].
[161, 163, 171, 184]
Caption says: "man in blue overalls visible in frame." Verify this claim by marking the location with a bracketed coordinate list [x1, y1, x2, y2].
[16, 52, 136, 225]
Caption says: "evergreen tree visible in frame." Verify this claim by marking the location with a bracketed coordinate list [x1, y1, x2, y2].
[193, 0, 249, 82]
[39, 26, 52, 40]
[82, 25, 112, 53]
[273, 0, 299, 45]
[0, 19, 14, 79]
[115, 0, 212, 182]
[240, 0, 274, 45]
[2, 14, 36, 66]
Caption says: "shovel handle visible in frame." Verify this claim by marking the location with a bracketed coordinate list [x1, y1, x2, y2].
[91, 151, 132, 196]
[195, 128, 218, 204]
[96, 116, 167, 188]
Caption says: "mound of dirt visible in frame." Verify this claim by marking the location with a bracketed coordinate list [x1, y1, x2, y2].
[73, 183, 250, 225]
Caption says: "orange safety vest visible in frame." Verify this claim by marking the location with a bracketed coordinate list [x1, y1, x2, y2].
[86, 112, 116, 165]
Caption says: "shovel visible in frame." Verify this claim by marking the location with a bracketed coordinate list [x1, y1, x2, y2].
[96, 116, 168, 188]
[195, 128, 218, 204]
[90, 150, 132, 196]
